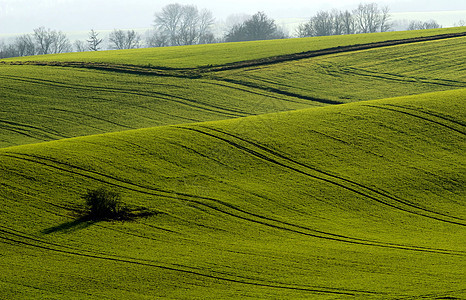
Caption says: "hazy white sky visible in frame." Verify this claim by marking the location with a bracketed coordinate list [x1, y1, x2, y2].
[1, 0, 465, 35]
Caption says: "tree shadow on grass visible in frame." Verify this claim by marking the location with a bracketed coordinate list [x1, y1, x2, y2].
[42, 216, 97, 234]
[42, 209, 160, 235]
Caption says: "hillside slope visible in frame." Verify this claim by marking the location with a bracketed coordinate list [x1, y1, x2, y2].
[3, 27, 464, 68]
[1, 89, 464, 299]
[1, 30, 465, 148]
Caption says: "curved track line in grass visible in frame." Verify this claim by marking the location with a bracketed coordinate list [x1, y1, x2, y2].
[368, 104, 466, 136]
[0, 120, 67, 140]
[205, 33, 466, 72]
[387, 104, 466, 128]
[49, 108, 135, 130]
[205, 126, 466, 220]
[0, 228, 377, 296]
[5, 33, 465, 77]
[3, 151, 465, 255]
[366, 105, 465, 136]
[3, 151, 463, 255]
[341, 67, 466, 88]
[0, 74, 247, 118]
[211, 77, 342, 105]
[186, 126, 465, 226]
[51, 104, 201, 126]
[200, 81, 314, 104]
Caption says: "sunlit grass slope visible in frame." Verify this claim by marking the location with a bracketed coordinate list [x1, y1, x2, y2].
[216, 36, 466, 102]
[1, 89, 464, 299]
[2, 27, 464, 68]
[0, 65, 319, 148]
[1, 32, 464, 149]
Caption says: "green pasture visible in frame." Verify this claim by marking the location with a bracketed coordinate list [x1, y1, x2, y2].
[216, 36, 466, 102]
[2, 27, 464, 68]
[1, 90, 465, 299]
[0, 28, 465, 299]
[0, 65, 319, 148]
[1, 30, 465, 149]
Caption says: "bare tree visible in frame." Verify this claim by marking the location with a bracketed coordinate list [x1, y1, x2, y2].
[109, 30, 126, 50]
[297, 7, 362, 37]
[225, 11, 286, 42]
[342, 10, 356, 34]
[198, 9, 215, 44]
[87, 29, 103, 51]
[313, 11, 335, 36]
[154, 4, 214, 46]
[34, 27, 55, 54]
[15, 35, 36, 56]
[155, 3, 183, 46]
[379, 6, 391, 32]
[332, 10, 345, 36]
[146, 29, 169, 47]
[51, 31, 72, 54]
[125, 30, 141, 49]
[0, 41, 19, 58]
[33, 27, 71, 54]
[109, 29, 141, 50]
[353, 3, 382, 33]
[408, 20, 442, 30]
[74, 40, 87, 52]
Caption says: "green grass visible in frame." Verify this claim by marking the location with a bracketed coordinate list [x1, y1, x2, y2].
[1, 89, 465, 299]
[1, 28, 465, 299]
[2, 27, 464, 68]
[0, 64, 319, 148]
[216, 36, 466, 102]
[1, 32, 464, 149]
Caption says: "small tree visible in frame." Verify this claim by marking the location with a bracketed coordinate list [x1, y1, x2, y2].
[87, 29, 103, 51]
[83, 188, 127, 220]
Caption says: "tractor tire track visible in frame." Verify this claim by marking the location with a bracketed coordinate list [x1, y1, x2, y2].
[0, 226, 377, 296]
[2, 151, 463, 255]
[382, 104, 466, 132]
[204, 79, 328, 105]
[185, 126, 465, 226]
[341, 67, 466, 88]
[364, 104, 465, 136]
[0, 74, 247, 118]
[0, 120, 67, 140]
[205, 33, 466, 73]
[212, 77, 342, 105]
[6, 33, 464, 78]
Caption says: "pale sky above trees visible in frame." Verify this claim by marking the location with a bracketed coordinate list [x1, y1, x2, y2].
[1, 0, 465, 35]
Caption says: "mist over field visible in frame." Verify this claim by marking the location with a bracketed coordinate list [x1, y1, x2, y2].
[1, 0, 465, 36]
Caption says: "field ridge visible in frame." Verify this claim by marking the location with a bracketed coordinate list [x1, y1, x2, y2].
[2, 31, 465, 78]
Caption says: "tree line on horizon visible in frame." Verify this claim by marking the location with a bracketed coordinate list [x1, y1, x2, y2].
[0, 2, 461, 59]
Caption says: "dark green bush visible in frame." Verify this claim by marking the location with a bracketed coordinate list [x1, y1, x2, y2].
[82, 188, 127, 220]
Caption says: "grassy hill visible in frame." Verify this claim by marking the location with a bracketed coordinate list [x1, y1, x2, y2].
[1, 28, 465, 299]
[3, 27, 464, 68]
[1, 29, 465, 148]
[1, 90, 464, 299]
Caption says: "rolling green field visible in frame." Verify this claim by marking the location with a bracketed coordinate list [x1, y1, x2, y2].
[1, 28, 465, 299]
[3, 27, 465, 68]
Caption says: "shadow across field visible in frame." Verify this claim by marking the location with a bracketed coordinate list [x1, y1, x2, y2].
[42, 209, 160, 234]
[42, 217, 96, 234]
